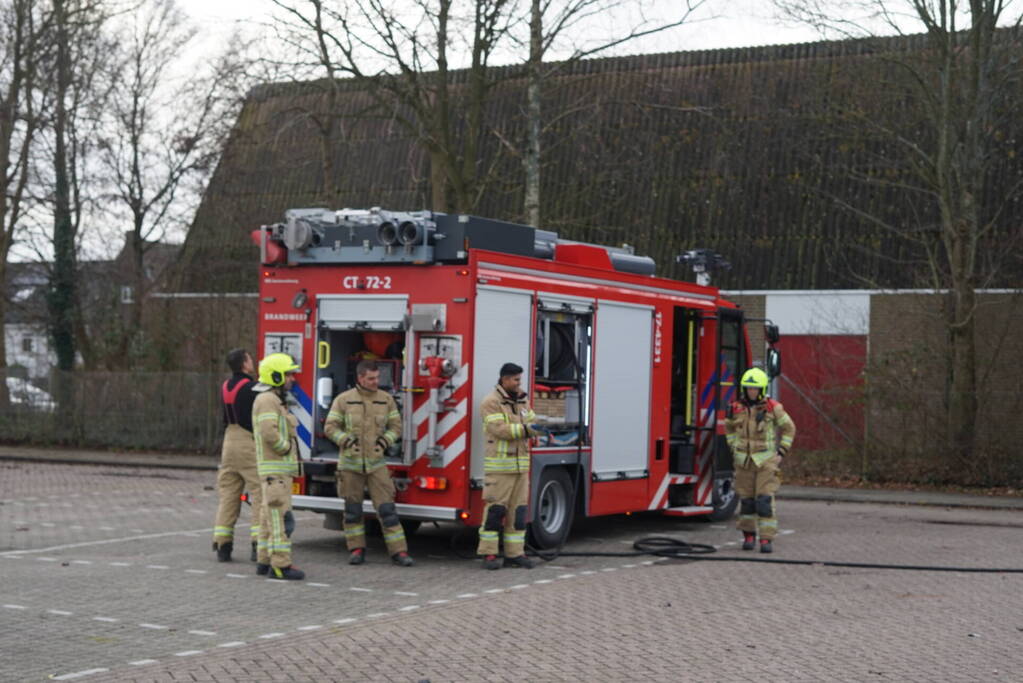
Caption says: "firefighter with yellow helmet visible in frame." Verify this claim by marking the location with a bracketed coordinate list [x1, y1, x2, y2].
[725, 367, 796, 553]
[251, 352, 305, 580]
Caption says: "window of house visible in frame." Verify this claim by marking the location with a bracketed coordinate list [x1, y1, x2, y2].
[22, 337, 33, 353]
[120, 285, 134, 304]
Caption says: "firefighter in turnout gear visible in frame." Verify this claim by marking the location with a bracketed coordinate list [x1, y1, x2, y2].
[477, 363, 548, 570]
[212, 348, 261, 562]
[725, 367, 796, 553]
[324, 360, 414, 567]
[252, 353, 305, 580]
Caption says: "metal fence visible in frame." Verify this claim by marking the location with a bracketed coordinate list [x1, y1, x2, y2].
[0, 370, 224, 454]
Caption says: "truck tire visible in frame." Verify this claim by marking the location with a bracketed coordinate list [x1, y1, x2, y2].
[527, 467, 575, 550]
[706, 474, 738, 522]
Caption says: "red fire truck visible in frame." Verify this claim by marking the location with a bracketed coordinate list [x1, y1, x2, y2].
[252, 208, 781, 549]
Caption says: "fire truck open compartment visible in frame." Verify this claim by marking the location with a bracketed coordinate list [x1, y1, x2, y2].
[257, 208, 769, 548]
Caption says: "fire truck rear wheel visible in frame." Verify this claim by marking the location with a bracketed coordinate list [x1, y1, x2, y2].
[528, 467, 575, 550]
[706, 474, 739, 522]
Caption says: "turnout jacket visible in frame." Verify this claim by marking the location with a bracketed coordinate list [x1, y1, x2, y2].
[324, 385, 401, 473]
[252, 389, 299, 478]
[481, 384, 538, 474]
[724, 397, 796, 468]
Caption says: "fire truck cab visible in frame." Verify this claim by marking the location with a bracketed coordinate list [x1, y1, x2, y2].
[253, 208, 780, 549]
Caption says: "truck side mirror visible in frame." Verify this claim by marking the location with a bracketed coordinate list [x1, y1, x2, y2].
[766, 347, 782, 378]
[765, 324, 780, 345]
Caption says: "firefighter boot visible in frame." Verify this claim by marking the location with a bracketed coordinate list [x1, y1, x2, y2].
[760, 539, 773, 554]
[348, 548, 366, 565]
[216, 542, 233, 562]
[268, 565, 305, 580]
[391, 551, 414, 567]
[482, 555, 501, 570]
[742, 532, 756, 551]
[256, 563, 270, 576]
[503, 555, 535, 569]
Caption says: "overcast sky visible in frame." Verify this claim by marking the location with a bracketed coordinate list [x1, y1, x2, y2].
[176, 0, 831, 61]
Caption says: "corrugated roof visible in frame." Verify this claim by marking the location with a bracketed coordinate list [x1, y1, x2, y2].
[176, 31, 1023, 292]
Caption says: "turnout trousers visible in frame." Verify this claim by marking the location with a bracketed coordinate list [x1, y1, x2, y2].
[337, 467, 407, 555]
[735, 456, 781, 541]
[476, 472, 529, 558]
[257, 475, 294, 569]
[212, 425, 262, 548]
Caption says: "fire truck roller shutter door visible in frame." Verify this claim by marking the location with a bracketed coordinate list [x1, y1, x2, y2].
[471, 286, 533, 479]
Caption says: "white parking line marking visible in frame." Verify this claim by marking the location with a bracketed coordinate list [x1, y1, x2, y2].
[601, 567, 617, 572]
[218, 642, 245, 648]
[188, 630, 217, 636]
[3, 555, 22, 560]
[545, 565, 567, 569]
[333, 618, 357, 625]
[3, 604, 26, 610]
[509, 584, 528, 590]
[146, 565, 169, 570]
[367, 613, 389, 619]
[53, 668, 110, 680]
[41, 522, 56, 528]
[533, 579, 553, 584]
[0, 526, 210, 557]
[71, 560, 92, 565]
[641, 561, 655, 566]
[394, 591, 418, 596]
[580, 570, 596, 575]
[37, 557, 58, 562]
[399, 605, 421, 611]
[99, 527, 115, 531]
[47, 609, 74, 616]
[259, 633, 285, 639]
[622, 564, 637, 568]
[484, 588, 504, 594]
[139, 623, 169, 630]
[307, 582, 331, 587]
[297, 625, 323, 631]
[349, 587, 373, 592]
[174, 650, 203, 657]
[558, 574, 576, 579]
[129, 660, 158, 666]
[109, 562, 131, 567]
[225, 573, 248, 579]
[428, 599, 451, 604]
[130, 529, 145, 533]
[456, 593, 477, 598]
[185, 569, 207, 574]
[93, 617, 119, 623]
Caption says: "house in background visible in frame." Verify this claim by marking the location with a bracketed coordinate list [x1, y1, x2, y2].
[3, 233, 181, 378]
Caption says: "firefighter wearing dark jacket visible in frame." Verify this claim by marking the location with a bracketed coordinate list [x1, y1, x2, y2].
[324, 359, 414, 567]
[252, 353, 305, 580]
[725, 367, 796, 553]
[477, 362, 548, 570]
[211, 348, 262, 562]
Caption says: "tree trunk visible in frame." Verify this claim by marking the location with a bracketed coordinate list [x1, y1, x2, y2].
[947, 220, 978, 463]
[50, 0, 77, 374]
[524, 0, 542, 227]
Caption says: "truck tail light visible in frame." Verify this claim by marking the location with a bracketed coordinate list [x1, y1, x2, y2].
[416, 476, 447, 490]
[459, 510, 470, 522]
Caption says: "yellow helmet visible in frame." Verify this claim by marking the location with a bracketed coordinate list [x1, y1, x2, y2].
[258, 353, 300, 387]
[740, 367, 769, 392]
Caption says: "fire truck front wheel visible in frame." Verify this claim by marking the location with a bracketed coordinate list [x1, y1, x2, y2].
[528, 467, 576, 550]
[706, 474, 739, 522]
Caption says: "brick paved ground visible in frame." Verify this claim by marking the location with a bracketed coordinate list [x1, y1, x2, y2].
[2, 460, 1022, 682]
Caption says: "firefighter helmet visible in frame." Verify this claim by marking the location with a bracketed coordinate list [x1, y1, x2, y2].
[259, 353, 300, 387]
[739, 368, 769, 399]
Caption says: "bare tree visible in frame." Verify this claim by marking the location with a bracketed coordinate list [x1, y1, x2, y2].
[0, 1, 51, 405]
[97, 0, 250, 364]
[774, 0, 1023, 462]
[521, 0, 707, 226]
[268, 0, 518, 212]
